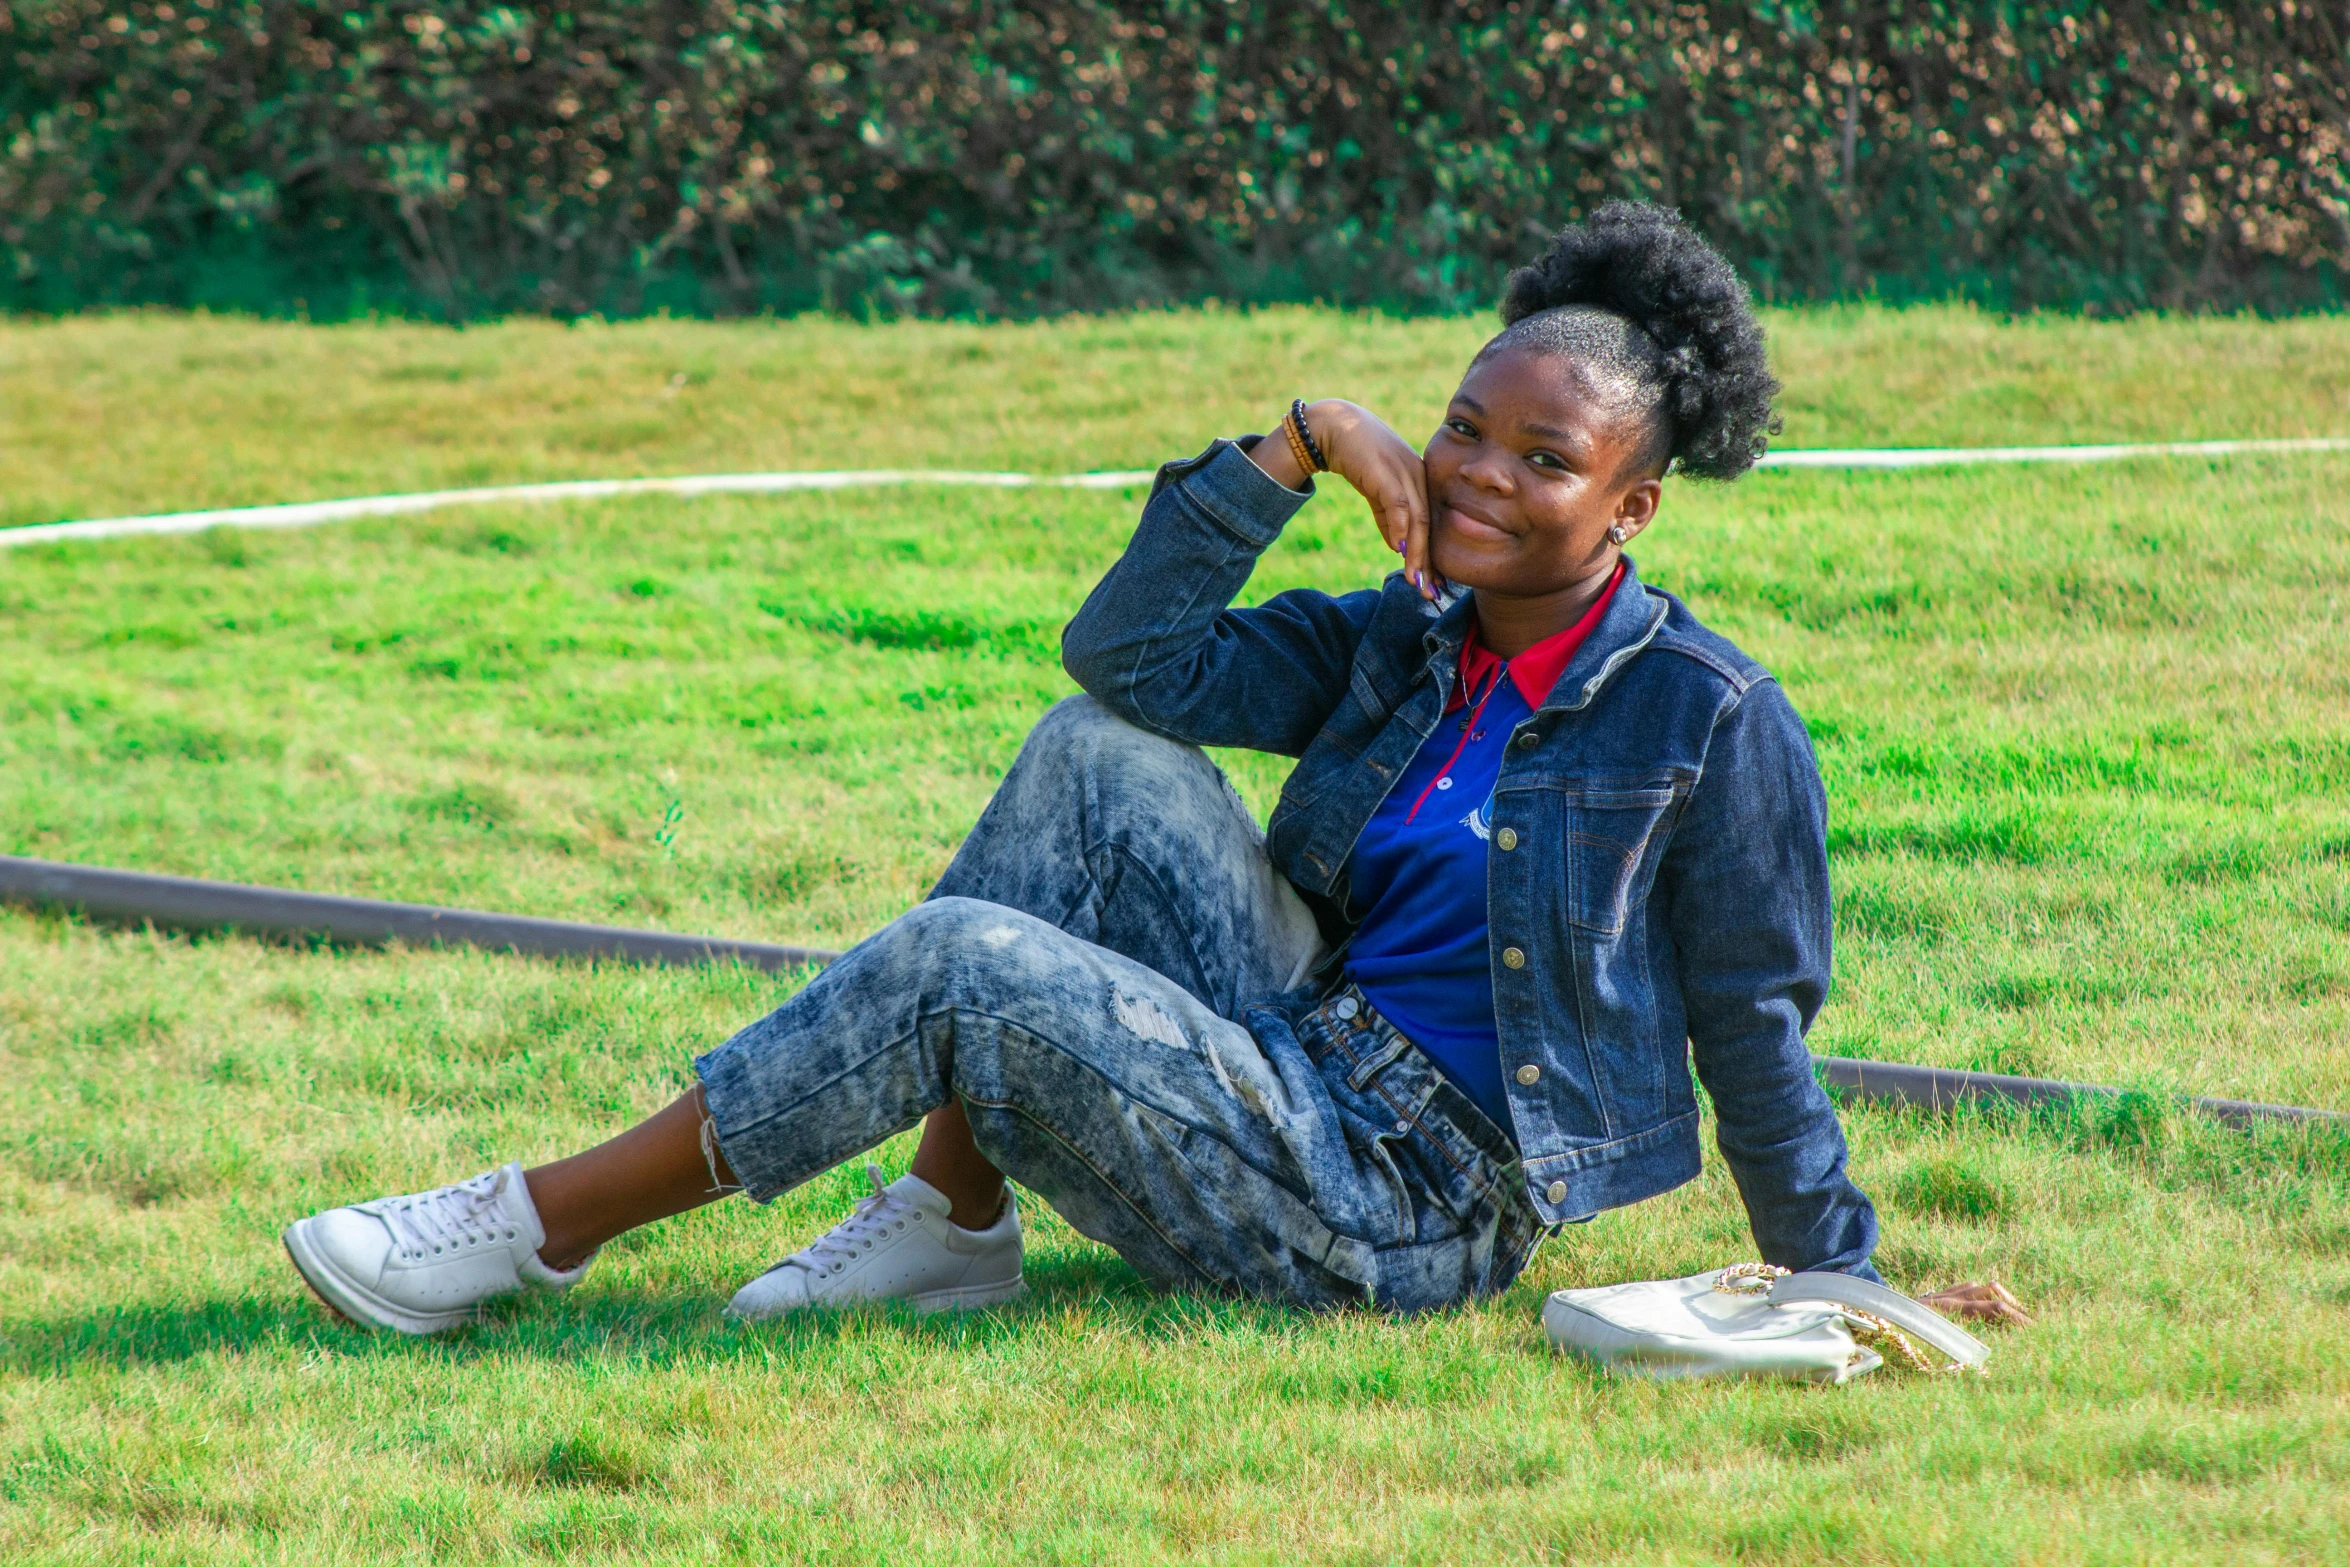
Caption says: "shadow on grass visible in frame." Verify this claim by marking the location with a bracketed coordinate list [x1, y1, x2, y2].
[0, 1250, 1349, 1376]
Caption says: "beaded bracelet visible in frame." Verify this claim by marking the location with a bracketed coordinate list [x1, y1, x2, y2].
[1287, 399, 1330, 473]
[1278, 409, 1316, 476]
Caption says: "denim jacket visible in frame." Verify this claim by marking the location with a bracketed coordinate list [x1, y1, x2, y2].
[1062, 439, 1880, 1278]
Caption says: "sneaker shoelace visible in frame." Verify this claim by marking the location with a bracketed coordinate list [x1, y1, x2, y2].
[377, 1169, 522, 1261]
[772, 1166, 923, 1280]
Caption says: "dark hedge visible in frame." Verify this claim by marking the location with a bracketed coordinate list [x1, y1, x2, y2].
[3, 1, 2344, 318]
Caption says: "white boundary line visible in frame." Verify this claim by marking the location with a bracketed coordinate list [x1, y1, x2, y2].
[1757, 437, 2350, 469]
[6, 438, 2347, 551]
[0, 469, 1158, 550]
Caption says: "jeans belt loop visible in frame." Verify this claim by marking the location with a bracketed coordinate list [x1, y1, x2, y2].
[1345, 1029, 1411, 1093]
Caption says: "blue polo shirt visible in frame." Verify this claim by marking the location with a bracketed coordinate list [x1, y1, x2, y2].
[1343, 565, 1625, 1135]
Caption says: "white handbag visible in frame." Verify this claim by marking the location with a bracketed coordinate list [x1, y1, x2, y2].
[1542, 1263, 1990, 1384]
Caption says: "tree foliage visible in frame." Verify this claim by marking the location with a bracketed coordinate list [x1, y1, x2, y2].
[4, 1, 2344, 317]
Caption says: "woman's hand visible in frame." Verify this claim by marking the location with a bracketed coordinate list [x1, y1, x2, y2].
[1918, 1279, 2034, 1327]
[1248, 399, 1439, 600]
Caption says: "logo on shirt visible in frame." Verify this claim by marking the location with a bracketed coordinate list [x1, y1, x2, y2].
[1460, 800, 1492, 841]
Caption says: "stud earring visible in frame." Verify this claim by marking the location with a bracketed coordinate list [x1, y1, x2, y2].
[1607, 523, 1630, 545]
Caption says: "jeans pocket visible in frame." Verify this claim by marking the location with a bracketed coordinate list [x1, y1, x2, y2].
[1153, 1101, 1379, 1307]
[1374, 1183, 1546, 1314]
[1365, 1127, 1416, 1246]
[1367, 1233, 1486, 1315]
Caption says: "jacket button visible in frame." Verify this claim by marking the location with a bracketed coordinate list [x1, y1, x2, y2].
[1501, 946, 1526, 969]
[1545, 1180, 1568, 1205]
[1516, 732, 1539, 749]
[1495, 827, 1518, 851]
[1515, 1063, 1541, 1086]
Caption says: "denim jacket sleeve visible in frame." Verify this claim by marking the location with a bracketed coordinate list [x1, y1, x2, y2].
[1061, 438, 1382, 756]
[1661, 678, 1882, 1281]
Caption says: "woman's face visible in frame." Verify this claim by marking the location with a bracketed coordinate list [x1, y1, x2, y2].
[1421, 346, 1663, 598]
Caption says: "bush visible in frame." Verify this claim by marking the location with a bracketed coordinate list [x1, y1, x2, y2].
[3, 1, 2344, 319]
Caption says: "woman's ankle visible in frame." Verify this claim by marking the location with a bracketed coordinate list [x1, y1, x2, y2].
[520, 1088, 740, 1268]
[946, 1182, 1010, 1232]
[910, 1098, 1011, 1229]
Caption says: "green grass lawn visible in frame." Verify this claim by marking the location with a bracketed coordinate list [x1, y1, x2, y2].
[4, 306, 2350, 1563]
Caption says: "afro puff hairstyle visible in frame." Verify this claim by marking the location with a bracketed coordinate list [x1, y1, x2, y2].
[1498, 201, 1779, 481]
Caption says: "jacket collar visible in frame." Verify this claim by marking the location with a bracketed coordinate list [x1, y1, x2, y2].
[1451, 560, 1627, 711]
[1418, 554, 1667, 713]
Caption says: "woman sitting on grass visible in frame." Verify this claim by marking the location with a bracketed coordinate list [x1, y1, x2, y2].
[285, 202, 2021, 1334]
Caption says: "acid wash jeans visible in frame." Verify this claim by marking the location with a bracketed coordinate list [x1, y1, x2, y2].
[694, 696, 1551, 1313]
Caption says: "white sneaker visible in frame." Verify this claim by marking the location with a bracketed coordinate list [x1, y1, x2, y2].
[282, 1161, 590, 1335]
[727, 1166, 1025, 1318]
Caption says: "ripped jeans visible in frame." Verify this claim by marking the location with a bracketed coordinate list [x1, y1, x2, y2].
[693, 696, 1550, 1312]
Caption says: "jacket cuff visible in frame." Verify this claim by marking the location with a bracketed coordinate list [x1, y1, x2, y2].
[1148, 436, 1315, 549]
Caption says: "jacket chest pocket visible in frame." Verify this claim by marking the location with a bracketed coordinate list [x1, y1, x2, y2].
[1551, 784, 1686, 937]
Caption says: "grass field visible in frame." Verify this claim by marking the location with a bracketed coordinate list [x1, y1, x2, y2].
[4, 304, 2350, 1563]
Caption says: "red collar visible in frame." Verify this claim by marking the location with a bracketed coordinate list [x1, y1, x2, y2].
[1450, 560, 1627, 712]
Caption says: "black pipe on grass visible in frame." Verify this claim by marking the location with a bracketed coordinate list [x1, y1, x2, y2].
[0, 853, 839, 973]
[7, 852, 2343, 1129]
[1808, 1055, 2345, 1131]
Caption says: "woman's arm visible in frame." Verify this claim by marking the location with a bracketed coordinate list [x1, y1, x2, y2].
[1665, 681, 2036, 1325]
[1246, 400, 1441, 600]
[1061, 402, 1432, 755]
[1662, 680, 1883, 1279]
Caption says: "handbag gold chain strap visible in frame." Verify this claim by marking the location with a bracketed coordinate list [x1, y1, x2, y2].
[1711, 1261, 1789, 1297]
[1711, 1263, 1964, 1375]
